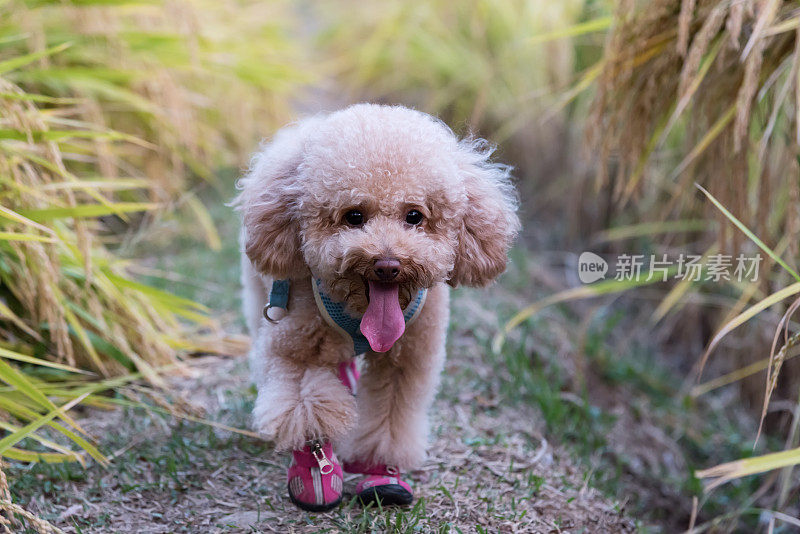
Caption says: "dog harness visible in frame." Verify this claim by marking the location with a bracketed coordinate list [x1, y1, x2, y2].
[265, 279, 427, 355]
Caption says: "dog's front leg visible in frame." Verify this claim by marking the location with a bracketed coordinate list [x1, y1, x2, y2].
[253, 356, 357, 451]
[251, 302, 358, 451]
[341, 283, 450, 470]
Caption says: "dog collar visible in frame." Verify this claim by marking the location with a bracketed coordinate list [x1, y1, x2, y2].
[311, 278, 426, 355]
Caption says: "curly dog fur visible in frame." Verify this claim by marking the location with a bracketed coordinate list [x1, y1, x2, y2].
[236, 103, 519, 470]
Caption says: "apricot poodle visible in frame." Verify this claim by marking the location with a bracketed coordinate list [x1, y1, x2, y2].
[236, 103, 519, 511]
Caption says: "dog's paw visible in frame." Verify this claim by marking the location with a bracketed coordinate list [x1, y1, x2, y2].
[253, 366, 357, 450]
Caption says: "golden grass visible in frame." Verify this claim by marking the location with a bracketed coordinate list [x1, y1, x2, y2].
[0, 64, 229, 526]
[589, 0, 799, 255]
[4, 0, 309, 230]
[319, 0, 590, 140]
[585, 2, 800, 519]
[0, 0, 304, 480]
[0, 71, 189, 456]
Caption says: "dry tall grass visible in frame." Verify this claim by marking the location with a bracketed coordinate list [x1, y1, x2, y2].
[0, 0, 310, 524]
[1, 76, 200, 377]
[0, 2, 307, 520]
[0, 69, 177, 534]
[320, 0, 584, 137]
[4, 0, 309, 230]
[590, 0, 798, 256]
[589, 0, 800, 393]
[588, 1, 800, 527]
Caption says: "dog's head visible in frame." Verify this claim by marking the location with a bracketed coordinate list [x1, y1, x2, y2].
[237, 104, 519, 351]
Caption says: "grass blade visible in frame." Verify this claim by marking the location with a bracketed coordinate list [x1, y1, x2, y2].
[0, 347, 92, 375]
[527, 16, 613, 44]
[697, 446, 800, 491]
[0, 232, 55, 243]
[0, 205, 56, 235]
[18, 202, 158, 221]
[184, 192, 221, 251]
[695, 282, 800, 380]
[3, 447, 81, 463]
[670, 105, 736, 180]
[0, 392, 96, 459]
[697, 184, 800, 281]
[0, 42, 71, 75]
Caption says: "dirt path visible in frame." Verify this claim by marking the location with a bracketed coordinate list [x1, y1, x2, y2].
[13, 324, 635, 533]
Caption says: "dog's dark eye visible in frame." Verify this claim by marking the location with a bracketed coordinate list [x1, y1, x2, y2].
[405, 210, 424, 225]
[343, 210, 364, 226]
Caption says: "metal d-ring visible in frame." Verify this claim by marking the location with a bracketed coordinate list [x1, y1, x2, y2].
[263, 303, 283, 324]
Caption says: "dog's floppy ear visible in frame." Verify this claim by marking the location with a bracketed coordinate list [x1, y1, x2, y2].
[235, 119, 318, 278]
[448, 139, 520, 287]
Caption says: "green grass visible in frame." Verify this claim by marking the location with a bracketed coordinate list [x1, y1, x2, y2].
[446, 250, 786, 530]
[122, 172, 245, 326]
[498, 326, 615, 457]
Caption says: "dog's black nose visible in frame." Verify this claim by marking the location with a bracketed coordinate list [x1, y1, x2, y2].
[374, 258, 400, 281]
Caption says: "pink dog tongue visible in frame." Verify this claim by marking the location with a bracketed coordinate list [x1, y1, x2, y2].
[361, 281, 405, 353]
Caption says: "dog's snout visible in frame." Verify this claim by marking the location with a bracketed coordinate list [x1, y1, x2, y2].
[374, 258, 401, 281]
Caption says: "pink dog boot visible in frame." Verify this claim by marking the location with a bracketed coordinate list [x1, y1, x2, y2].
[345, 462, 413, 506]
[287, 439, 343, 512]
[337, 359, 360, 395]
